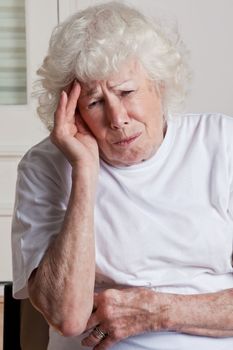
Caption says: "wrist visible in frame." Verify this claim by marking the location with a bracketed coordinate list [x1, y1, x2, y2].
[72, 162, 99, 183]
[149, 290, 173, 332]
[71, 166, 98, 201]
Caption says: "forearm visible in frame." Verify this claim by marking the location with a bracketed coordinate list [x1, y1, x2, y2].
[157, 288, 233, 337]
[28, 169, 96, 336]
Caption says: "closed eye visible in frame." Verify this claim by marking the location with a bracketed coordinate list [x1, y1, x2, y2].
[87, 99, 102, 109]
[87, 90, 134, 109]
[121, 90, 134, 97]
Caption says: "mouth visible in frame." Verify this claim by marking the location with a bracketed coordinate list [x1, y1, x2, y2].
[113, 132, 142, 146]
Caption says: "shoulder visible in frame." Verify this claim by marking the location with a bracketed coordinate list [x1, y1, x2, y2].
[18, 137, 71, 187]
[17, 138, 71, 194]
[172, 112, 233, 125]
[19, 137, 67, 170]
[171, 112, 233, 139]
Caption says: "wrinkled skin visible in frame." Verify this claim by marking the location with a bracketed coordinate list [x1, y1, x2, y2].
[81, 288, 163, 350]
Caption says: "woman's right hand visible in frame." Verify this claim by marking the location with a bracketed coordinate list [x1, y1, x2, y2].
[50, 81, 99, 173]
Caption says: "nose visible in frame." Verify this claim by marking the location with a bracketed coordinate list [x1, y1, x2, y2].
[106, 98, 130, 130]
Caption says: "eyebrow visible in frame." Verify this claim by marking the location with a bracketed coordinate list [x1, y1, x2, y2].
[108, 79, 133, 89]
[81, 79, 134, 99]
[82, 88, 99, 98]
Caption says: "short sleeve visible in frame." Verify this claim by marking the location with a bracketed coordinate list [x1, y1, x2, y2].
[11, 140, 71, 299]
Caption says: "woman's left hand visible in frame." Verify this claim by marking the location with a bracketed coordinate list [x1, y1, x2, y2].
[81, 287, 162, 349]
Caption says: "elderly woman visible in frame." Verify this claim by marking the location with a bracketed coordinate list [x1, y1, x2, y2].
[12, 2, 233, 350]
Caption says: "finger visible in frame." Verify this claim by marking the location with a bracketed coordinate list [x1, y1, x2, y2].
[94, 336, 117, 350]
[54, 90, 68, 126]
[85, 312, 99, 330]
[66, 80, 81, 117]
[64, 81, 73, 95]
[93, 291, 99, 305]
[92, 300, 98, 313]
[82, 326, 108, 347]
[81, 328, 108, 348]
[81, 332, 99, 347]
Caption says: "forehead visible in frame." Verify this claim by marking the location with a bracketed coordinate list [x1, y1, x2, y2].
[79, 59, 148, 97]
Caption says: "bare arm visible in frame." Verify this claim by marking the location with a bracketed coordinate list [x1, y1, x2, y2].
[161, 287, 233, 337]
[81, 287, 233, 349]
[28, 82, 99, 336]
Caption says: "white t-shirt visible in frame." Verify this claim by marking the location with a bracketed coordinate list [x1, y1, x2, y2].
[12, 113, 233, 350]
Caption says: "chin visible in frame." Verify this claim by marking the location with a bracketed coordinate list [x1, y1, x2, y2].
[101, 148, 154, 167]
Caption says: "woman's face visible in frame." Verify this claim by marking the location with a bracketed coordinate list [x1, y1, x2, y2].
[78, 59, 165, 167]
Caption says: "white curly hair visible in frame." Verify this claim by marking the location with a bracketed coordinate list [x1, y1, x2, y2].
[35, 1, 191, 131]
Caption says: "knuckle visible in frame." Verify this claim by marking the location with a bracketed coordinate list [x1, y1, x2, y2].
[102, 288, 116, 301]
[101, 304, 112, 319]
[111, 328, 121, 340]
[102, 289, 111, 299]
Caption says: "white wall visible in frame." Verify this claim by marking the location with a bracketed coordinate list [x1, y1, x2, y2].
[145, 0, 233, 116]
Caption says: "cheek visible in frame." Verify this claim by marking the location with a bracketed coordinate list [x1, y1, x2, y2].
[132, 96, 162, 128]
[125, 93, 156, 121]
[124, 99, 144, 123]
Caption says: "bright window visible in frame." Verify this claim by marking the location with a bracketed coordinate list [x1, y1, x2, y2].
[0, 0, 27, 105]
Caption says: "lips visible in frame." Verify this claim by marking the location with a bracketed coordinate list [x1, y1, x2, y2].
[113, 132, 142, 146]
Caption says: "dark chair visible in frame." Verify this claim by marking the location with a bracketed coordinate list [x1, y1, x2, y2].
[3, 282, 21, 350]
[3, 282, 49, 350]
